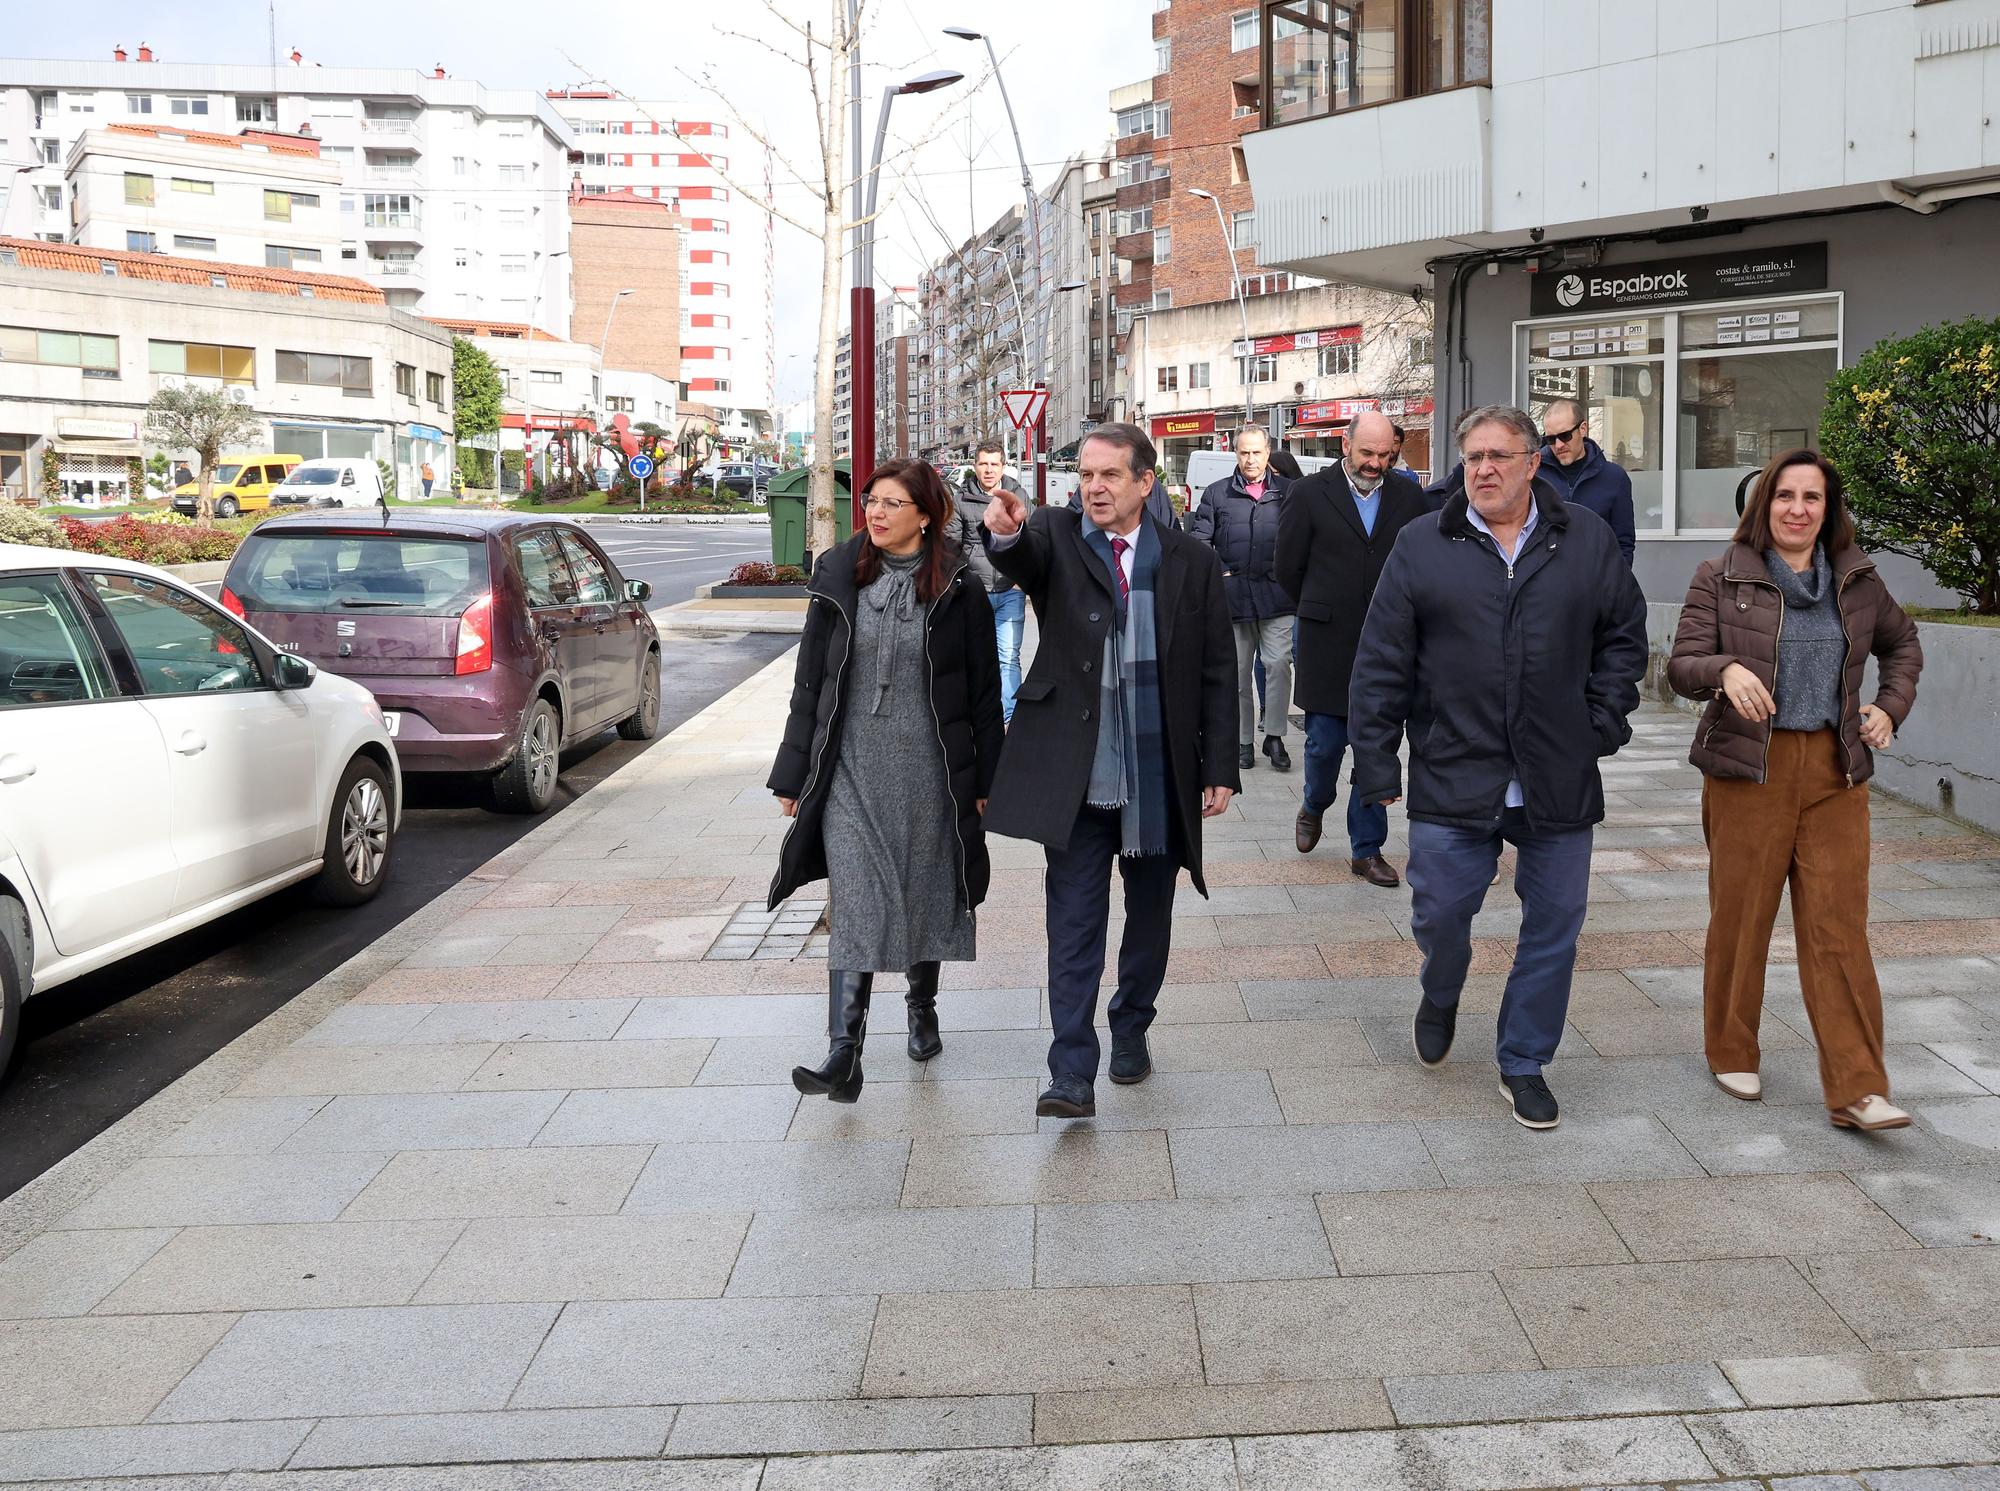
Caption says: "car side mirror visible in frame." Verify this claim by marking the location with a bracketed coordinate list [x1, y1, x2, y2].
[625, 579, 652, 604]
[274, 652, 317, 690]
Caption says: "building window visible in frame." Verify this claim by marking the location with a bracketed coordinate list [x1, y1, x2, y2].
[1410, 333, 1434, 364]
[606, 395, 635, 413]
[1318, 343, 1357, 377]
[237, 96, 277, 124]
[171, 177, 215, 195]
[396, 363, 417, 399]
[363, 194, 419, 229]
[1230, 146, 1248, 185]
[0, 326, 119, 376]
[1239, 352, 1278, 384]
[126, 230, 157, 253]
[1233, 8, 1258, 50]
[497, 164, 526, 184]
[1117, 104, 1152, 138]
[1232, 210, 1256, 250]
[1122, 206, 1153, 234]
[1153, 227, 1171, 263]
[453, 156, 469, 176]
[168, 96, 210, 116]
[1189, 362, 1211, 389]
[276, 350, 372, 393]
[149, 340, 255, 385]
[124, 173, 154, 206]
[499, 254, 527, 275]
[1155, 37, 1172, 71]
[125, 94, 153, 114]
[265, 245, 322, 269]
[1157, 366, 1178, 392]
[37, 185, 62, 211]
[1152, 289, 1173, 311]
[1115, 153, 1152, 189]
[172, 234, 216, 253]
[1153, 102, 1172, 136]
[1262, 0, 1493, 128]
[264, 189, 319, 222]
[531, 369, 563, 385]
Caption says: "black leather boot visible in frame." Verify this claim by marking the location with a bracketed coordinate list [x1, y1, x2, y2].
[905, 962, 943, 1062]
[792, 971, 871, 1102]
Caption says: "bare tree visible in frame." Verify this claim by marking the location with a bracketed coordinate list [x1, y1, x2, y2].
[143, 386, 263, 522]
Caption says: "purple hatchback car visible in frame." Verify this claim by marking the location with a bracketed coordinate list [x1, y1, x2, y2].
[223, 511, 661, 813]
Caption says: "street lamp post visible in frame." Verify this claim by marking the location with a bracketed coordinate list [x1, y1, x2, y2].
[851, 69, 964, 527]
[597, 287, 634, 361]
[1188, 188, 1255, 435]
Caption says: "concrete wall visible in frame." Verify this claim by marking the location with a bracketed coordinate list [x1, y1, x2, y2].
[1439, 198, 2000, 607]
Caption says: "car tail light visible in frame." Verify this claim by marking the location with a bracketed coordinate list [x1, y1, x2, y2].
[454, 592, 494, 675]
[220, 586, 246, 619]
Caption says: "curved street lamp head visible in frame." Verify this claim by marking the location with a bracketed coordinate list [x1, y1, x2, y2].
[1056, 280, 1088, 292]
[942, 26, 984, 41]
[1187, 188, 1217, 202]
[897, 69, 964, 95]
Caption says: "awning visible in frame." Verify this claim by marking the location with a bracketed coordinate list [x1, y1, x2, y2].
[54, 441, 142, 458]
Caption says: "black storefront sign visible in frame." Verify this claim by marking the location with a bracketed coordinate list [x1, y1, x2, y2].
[1530, 242, 1828, 316]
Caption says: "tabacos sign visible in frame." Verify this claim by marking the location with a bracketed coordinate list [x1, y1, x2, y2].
[1531, 242, 1827, 316]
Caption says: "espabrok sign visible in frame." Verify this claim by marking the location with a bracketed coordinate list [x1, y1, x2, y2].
[1530, 242, 1827, 316]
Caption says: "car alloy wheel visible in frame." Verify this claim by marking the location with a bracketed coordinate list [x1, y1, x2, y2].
[341, 775, 390, 886]
[527, 710, 558, 801]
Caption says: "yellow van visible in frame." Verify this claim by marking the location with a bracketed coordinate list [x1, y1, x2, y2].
[171, 455, 306, 517]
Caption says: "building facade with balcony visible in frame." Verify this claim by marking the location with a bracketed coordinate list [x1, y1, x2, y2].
[1242, 0, 1999, 601]
[544, 90, 776, 437]
[0, 237, 452, 504]
[0, 53, 573, 334]
[425, 316, 600, 492]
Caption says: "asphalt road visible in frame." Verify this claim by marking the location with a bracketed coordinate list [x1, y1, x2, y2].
[589, 521, 779, 606]
[0, 619, 795, 1201]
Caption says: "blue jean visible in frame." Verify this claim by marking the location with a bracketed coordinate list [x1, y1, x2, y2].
[988, 588, 1025, 723]
[1301, 712, 1387, 859]
[1406, 809, 1594, 1075]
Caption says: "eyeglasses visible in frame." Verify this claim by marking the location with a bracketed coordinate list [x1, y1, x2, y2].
[861, 496, 914, 514]
[1543, 421, 1584, 445]
[1463, 449, 1533, 470]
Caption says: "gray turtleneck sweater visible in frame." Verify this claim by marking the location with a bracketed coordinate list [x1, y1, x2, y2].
[1766, 546, 1844, 732]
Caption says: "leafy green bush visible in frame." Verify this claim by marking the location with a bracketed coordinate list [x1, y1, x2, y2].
[0, 504, 71, 550]
[56, 515, 243, 565]
[1821, 316, 2000, 614]
[724, 561, 806, 586]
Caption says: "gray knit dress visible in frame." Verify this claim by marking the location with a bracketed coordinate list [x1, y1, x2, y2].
[822, 550, 977, 973]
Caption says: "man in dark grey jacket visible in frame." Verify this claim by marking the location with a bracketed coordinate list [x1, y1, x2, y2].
[1189, 427, 1293, 773]
[1348, 404, 1647, 1132]
[954, 440, 1027, 722]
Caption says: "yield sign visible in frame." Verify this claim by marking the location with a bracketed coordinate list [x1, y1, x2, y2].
[999, 388, 1048, 431]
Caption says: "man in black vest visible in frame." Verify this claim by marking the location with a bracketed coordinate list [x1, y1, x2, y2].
[981, 423, 1239, 1119]
[1276, 411, 1428, 887]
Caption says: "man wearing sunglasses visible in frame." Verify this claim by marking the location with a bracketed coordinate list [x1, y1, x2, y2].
[1536, 399, 1637, 567]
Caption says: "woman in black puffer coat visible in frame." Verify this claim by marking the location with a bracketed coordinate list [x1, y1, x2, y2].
[768, 457, 1005, 1103]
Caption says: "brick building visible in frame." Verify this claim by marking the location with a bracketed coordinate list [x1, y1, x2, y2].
[566, 189, 682, 387]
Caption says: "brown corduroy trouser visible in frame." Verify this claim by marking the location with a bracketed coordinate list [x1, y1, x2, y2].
[1701, 728, 1889, 1111]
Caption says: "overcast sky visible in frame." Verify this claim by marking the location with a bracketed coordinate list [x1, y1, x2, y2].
[8, 1, 1155, 408]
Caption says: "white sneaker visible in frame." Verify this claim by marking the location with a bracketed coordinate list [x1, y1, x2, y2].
[1831, 1094, 1912, 1131]
[1712, 1070, 1762, 1101]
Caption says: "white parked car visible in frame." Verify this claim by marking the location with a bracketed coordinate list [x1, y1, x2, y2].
[0, 544, 401, 1074]
[268, 457, 386, 510]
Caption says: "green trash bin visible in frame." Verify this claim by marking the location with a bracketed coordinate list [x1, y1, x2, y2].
[766, 462, 854, 570]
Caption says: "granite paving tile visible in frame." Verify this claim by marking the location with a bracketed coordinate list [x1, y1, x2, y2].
[1756, 1045, 1994, 1103]
[1721, 1346, 2000, 1407]
[1778, 996, 1999, 1048]
[0, 1420, 311, 1481]
[756, 1438, 1242, 1491]
[1800, 1248, 2000, 1350]
[279, 1092, 564, 1153]
[97, 1220, 465, 1314]
[555, 961, 760, 998]
[612, 994, 828, 1039]
[666, 1397, 1031, 1457]
[1847, 1169, 2000, 1247]
[0, 1314, 237, 1430]
[1358, 1015, 1594, 1065]
[512, 1296, 876, 1406]
[0, 1230, 177, 1321]
[446, 905, 628, 938]
[416, 1213, 750, 1303]
[149, 1097, 331, 1156]
[1588, 1174, 1921, 1260]
[1035, 1071, 1283, 1132]
[862, 1286, 1202, 1397]
[1318, 1183, 1632, 1275]
[291, 1004, 437, 1047]
[286, 1406, 676, 1469]
[1033, 1380, 1394, 1444]
[1166, 1122, 1442, 1198]
[623, 1139, 910, 1213]
[1269, 1063, 1503, 1123]
[339, 1145, 652, 1221]
[693, 1034, 923, 1085]
[1933, 1039, 2000, 1093]
[228, 1044, 496, 1097]
[1034, 1197, 1338, 1286]
[1195, 1273, 1539, 1382]
[54, 1154, 390, 1230]
[1658, 1104, 1957, 1176]
[725, 1205, 1031, 1296]
[1497, 1257, 1865, 1368]
[459, 1038, 714, 1091]
[1382, 1361, 1741, 1426]
[535, 1085, 799, 1145]
[355, 966, 567, 1004]
[900, 1131, 1174, 1207]
[400, 936, 513, 968]
[1919, 1096, 2000, 1157]
[152, 1303, 558, 1422]
[1416, 1113, 1705, 1184]
[1147, 1018, 1377, 1072]
[789, 1079, 1038, 1140]
[396, 1000, 641, 1045]
[1684, 1397, 2000, 1477]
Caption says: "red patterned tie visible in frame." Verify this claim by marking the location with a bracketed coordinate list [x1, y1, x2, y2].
[1109, 536, 1131, 603]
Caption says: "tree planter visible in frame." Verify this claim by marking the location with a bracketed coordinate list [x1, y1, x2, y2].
[708, 584, 810, 599]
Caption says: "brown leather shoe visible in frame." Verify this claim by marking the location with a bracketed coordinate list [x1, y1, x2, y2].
[1295, 809, 1323, 854]
[1351, 854, 1400, 888]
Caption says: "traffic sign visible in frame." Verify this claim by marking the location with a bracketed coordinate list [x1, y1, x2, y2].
[629, 454, 656, 480]
[1000, 388, 1048, 431]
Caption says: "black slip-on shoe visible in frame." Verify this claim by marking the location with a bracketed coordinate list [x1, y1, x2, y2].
[1238, 745, 1257, 770]
[1263, 736, 1292, 771]
[1413, 995, 1457, 1068]
[1500, 1072, 1560, 1130]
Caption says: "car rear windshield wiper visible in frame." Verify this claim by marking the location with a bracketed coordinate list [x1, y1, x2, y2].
[336, 598, 411, 608]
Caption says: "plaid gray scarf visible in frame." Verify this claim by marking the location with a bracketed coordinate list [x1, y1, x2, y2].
[1082, 522, 1169, 857]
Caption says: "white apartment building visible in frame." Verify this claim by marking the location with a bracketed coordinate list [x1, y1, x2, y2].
[0, 237, 453, 505]
[0, 52, 574, 333]
[544, 89, 775, 433]
[63, 122, 341, 266]
[1242, 0, 2000, 599]
[425, 317, 600, 491]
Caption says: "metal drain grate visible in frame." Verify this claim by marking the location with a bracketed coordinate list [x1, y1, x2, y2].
[704, 898, 830, 960]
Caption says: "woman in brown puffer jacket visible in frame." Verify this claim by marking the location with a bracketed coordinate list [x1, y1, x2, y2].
[1668, 449, 1921, 1131]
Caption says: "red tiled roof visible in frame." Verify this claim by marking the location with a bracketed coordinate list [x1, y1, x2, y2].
[0, 237, 384, 303]
[103, 122, 323, 158]
[423, 316, 563, 342]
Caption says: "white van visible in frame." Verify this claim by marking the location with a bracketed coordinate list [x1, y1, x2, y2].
[1182, 448, 1338, 518]
[269, 458, 386, 510]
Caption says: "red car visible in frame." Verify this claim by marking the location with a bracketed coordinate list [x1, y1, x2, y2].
[223, 511, 661, 813]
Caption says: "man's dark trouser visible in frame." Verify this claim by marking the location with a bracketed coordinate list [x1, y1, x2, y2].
[1044, 805, 1178, 1082]
[1302, 711, 1388, 859]
[1406, 806, 1593, 1076]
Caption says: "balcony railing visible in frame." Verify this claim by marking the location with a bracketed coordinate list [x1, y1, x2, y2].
[361, 118, 417, 135]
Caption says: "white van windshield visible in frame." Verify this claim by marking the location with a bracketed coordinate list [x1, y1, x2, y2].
[288, 467, 343, 486]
